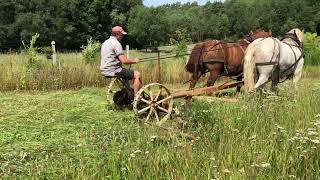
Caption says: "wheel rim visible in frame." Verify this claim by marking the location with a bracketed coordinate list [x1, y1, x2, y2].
[133, 83, 173, 125]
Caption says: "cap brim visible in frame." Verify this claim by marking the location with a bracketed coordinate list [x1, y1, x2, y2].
[121, 31, 127, 35]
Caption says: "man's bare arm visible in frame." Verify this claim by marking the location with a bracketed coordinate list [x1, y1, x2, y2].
[118, 54, 139, 64]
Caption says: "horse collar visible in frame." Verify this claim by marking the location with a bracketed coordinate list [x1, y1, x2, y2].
[282, 33, 301, 48]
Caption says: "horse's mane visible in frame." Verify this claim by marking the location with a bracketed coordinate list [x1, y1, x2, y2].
[185, 42, 205, 73]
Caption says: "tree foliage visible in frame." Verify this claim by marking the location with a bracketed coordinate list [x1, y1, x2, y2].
[0, 0, 319, 50]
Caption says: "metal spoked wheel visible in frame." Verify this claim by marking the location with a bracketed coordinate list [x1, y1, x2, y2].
[106, 78, 123, 105]
[133, 83, 174, 125]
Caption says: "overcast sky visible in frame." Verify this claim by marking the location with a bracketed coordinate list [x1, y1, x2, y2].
[143, 0, 222, 7]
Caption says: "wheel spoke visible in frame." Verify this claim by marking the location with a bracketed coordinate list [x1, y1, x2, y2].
[148, 87, 153, 100]
[138, 105, 151, 114]
[141, 98, 151, 105]
[156, 96, 171, 105]
[154, 110, 160, 122]
[145, 108, 153, 122]
[154, 88, 162, 101]
[157, 106, 169, 113]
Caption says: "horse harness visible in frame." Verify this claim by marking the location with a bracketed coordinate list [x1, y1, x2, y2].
[255, 33, 304, 83]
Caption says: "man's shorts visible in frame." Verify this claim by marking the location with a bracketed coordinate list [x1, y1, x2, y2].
[115, 68, 134, 80]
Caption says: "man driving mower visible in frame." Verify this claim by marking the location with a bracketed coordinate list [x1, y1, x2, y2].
[100, 26, 142, 95]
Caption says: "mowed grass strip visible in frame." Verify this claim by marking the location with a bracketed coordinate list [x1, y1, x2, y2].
[0, 73, 320, 179]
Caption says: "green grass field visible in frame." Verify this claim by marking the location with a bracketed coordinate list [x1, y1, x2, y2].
[1, 66, 319, 179]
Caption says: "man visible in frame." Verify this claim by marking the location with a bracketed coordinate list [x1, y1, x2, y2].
[100, 26, 142, 94]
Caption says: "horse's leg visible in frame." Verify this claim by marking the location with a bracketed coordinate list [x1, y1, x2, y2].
[207, 63, 222, 87]
[236, 75, 243, 95]
[271, 65, 280, 92]
[186, 72, 200, 107]
[206, 63, 222, 95]
[292, 65, 303, 91]
[254, 65, 274, 90]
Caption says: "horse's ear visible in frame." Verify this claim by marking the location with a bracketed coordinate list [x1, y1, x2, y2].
[302, 29, 305, 33]
[268, 29, 272, 36]
[293, 29, 296, 35]
[250, 30, 253, 34]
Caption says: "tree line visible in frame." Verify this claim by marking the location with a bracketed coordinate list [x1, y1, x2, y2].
[0, 0, 319, 51]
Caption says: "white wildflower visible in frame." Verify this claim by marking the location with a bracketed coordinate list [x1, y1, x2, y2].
[248, 135, 257, 141]
[238, 168, 245, 173]
[145, 151, 149, 154]
[251, 163, 259, 167]
[307, 131, 318, 136]
[134, 150, 141, 154]
[232, 129, 239, 133]
[260, 162, 271, 168]
[311, 139, 320, 144]
[130, 153, 135, 158]
[223, 169, 231, 174]
[288, 175, 296, 178]
[280, 129, 287, 133]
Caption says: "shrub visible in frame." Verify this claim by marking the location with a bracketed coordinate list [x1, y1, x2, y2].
[81, 38, 101, 64]
[41, 46, 53, 59]
[304, 32, 320, 66]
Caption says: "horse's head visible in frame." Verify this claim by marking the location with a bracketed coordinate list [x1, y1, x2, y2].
[185, 41, 207, 74]
[245, 30, 272, 43]
[288, 28, 305, 44]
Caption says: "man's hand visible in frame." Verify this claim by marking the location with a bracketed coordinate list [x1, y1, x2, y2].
[132, 58, 139, 63]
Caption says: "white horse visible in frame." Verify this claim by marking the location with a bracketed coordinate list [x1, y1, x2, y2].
[243, 28, 305, 92]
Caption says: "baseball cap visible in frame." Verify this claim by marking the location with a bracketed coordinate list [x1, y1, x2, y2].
[112, 26, 127, 35]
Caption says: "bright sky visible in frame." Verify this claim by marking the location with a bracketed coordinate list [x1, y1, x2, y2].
[143, 0, 221, 7]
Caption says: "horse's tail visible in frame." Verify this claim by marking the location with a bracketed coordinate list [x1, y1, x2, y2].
[243, 42, 257, 93]
[185, 42, 205, 74]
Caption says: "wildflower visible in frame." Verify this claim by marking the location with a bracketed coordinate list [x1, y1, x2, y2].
[232, 129, 239, 133]
[145, 151, 149, 154]
[280, 129, 287, 133]
[260, 162, 271, 168]
[210, 157, 215, 161]
[250, 163, 259, 167]
[288, 175, 296, 178]
[311, 139, 320, 144]
[130, 153, 135, 158]
[307, 131, 318, 136]
[248, 135, 256, 141]
[238, 168, 245, 173]
[134, 150, 141, 154]
[223, 169, 231, 174]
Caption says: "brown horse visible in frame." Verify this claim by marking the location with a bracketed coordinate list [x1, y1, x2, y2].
[185, 30, 272, 92]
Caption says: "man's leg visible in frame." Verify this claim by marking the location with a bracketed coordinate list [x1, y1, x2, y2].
[133, 70, 142, 94]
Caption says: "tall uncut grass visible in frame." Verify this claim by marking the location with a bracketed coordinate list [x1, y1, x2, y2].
[0, 51, 189, 91]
